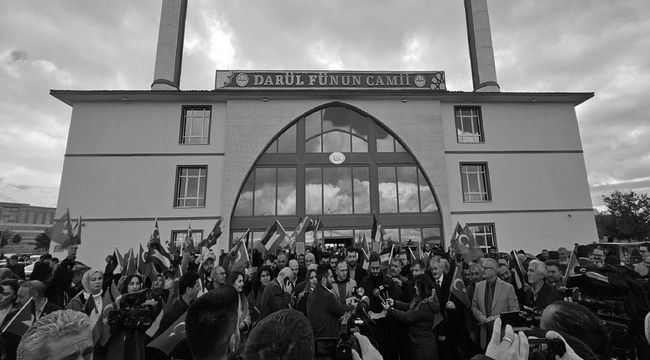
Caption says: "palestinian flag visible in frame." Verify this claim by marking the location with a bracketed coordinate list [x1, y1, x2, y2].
[259, 220, 287, 254]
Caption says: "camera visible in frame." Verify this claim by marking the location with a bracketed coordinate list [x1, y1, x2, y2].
[107, 289, 157, 331]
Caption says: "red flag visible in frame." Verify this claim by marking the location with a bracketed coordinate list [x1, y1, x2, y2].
[449, 222, 465, 258]
[50, 208, 76, 252]
[1, 298, 35, 336]
[450, 266, 471, 308]
[150, 218, 162, 245]
[147, 312, 187, 355]
[229, 230, 250, 271]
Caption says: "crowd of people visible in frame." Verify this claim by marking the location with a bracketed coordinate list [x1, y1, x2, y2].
[0, 240, 649, 360]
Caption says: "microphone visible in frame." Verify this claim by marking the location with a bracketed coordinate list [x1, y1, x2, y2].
[373, 288, 387, 302]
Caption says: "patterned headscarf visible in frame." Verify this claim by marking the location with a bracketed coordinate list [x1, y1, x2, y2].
[80, 268, 104, 295]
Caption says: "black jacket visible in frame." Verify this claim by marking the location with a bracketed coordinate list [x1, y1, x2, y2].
[259, 279, 292, 320]
[523, 282, 562, 310]
[306, 284, 349, 338]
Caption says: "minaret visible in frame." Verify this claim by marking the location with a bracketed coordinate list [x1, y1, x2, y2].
[464, 0, 500, 92]
[151, 0, 188, 90]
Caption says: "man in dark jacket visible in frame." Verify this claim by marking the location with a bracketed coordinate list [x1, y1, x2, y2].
[524, 260, 561, 310]
[157, 272, 200, 336]
[259, 267, 294, 320]
[346, 246, 367, 284]
[306, 263, 353, 337]
[5, 256, 25, 280]
[29, 254, 53, 282]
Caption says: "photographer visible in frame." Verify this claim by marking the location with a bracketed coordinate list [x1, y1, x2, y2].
[104, 274, 160, 360]
[307, 263, 354, 337]
[382, 274, 440, 360]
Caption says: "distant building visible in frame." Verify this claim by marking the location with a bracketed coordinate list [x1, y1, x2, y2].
[0, 202, 55, 254]
[50, 0, 597, 267]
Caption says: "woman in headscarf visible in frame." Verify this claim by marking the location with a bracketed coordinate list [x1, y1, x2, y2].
[66, 268, 108, 358]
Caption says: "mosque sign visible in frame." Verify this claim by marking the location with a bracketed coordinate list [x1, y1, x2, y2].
[215, 70, 446, 90]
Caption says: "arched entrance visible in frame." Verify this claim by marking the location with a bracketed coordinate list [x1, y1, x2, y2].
[230, 102, 442, 249]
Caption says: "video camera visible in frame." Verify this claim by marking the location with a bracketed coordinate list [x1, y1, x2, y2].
[314, 312, 365, 360]
[107, 289, 157, 331]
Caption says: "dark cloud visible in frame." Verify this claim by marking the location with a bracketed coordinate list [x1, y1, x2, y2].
[0, 0, 649, 208]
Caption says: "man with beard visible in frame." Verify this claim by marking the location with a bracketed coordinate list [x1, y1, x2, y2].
[306, 263, 353, 337]
[544, 260, 564, 287]
[332, 258, 356, 304]
[359, 253, 401, 360]
[346, 246, 367, 284]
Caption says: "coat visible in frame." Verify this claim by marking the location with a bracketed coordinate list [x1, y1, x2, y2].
[331, 279, 356, 304]
[259, 279, 292, 320]
[471, 278, 519, 321]
[306, 284, 349, 338]
[523, 282, 562, 310]
[388, 296, 441, 360]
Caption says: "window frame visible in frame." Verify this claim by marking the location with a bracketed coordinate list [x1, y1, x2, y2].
[171, 229, 204, 248]
[466, 222, 497, 251]
[459, 162, 492, 203]
[179, 105, 212, 145]
[174, 165, 208, 208]
[454, 106, 485, 144]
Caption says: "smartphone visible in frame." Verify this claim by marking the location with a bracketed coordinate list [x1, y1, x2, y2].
[527, 338, 566, 360]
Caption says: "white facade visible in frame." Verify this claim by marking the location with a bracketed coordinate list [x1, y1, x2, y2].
[51, 89, 597, 268]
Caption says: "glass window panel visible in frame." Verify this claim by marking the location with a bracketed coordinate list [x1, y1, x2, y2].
[395, 140, 406, 152]
[264, 140, 277, 154]
[323, 229, 354, 238]
[278, 125, 296, 153]
[187, 178, 198, 197]
[323, 167, 352, 214]
[323, 130, 351, 153]
[322, 107, 351, 133]
[306, 137, 322, 153]
[468, 173, 480, 193]
[353, 167, 370, 214]
[376, 126, 394, 152]
[254, 168, 276, 215]
[277, 168, 296, 215]
[378, 167, 397, 213]
[350, 112, 369, 140]
[188, 168, 199, 176]
[397, 166, 418, 213]
[351, 135, 368, 153]
[191, 118, 202, 136]
[422, 227, 441, 245]
[418, 171, 437, 212]
[178, 177, 186, 198]
[234, 175, 254, 216]
[198, 175, 206, 197]
[305, 168, 322, 215]
[400, 228, 422, 244]
[383, 228, 399, 244]
[305, 112, 321, 140]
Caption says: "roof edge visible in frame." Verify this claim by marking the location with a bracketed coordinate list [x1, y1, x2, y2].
[50, 89, 594, 107]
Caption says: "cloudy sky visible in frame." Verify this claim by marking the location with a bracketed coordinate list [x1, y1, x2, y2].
[0, 0, 648, 211]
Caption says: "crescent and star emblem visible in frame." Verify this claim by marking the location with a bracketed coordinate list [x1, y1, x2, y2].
[169, 322, 186, 338]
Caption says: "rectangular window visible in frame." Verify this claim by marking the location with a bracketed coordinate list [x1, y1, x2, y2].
[460, 163, 491, 202]
[180, 106, 211, 144]
[171, 230, 204, 249]
[467, 223, 496, 252]
[455, 106, 483, 143]
[175, 166, 207, 207]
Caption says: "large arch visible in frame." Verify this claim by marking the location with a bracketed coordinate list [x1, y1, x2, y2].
[229, 102, 443, 248]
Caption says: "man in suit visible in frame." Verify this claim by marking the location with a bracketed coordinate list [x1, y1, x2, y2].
[524, 260, 562, 310]
[471, 258, 519, 349]
[15, 281, 62, 320]
[306, 263, 353, 337]
[259, 267, 294, 320]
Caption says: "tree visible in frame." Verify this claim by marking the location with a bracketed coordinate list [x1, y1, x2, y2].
[34, 232, 51, 252]
[11, 233, 21, 244]
[601, 190, 650, 241]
